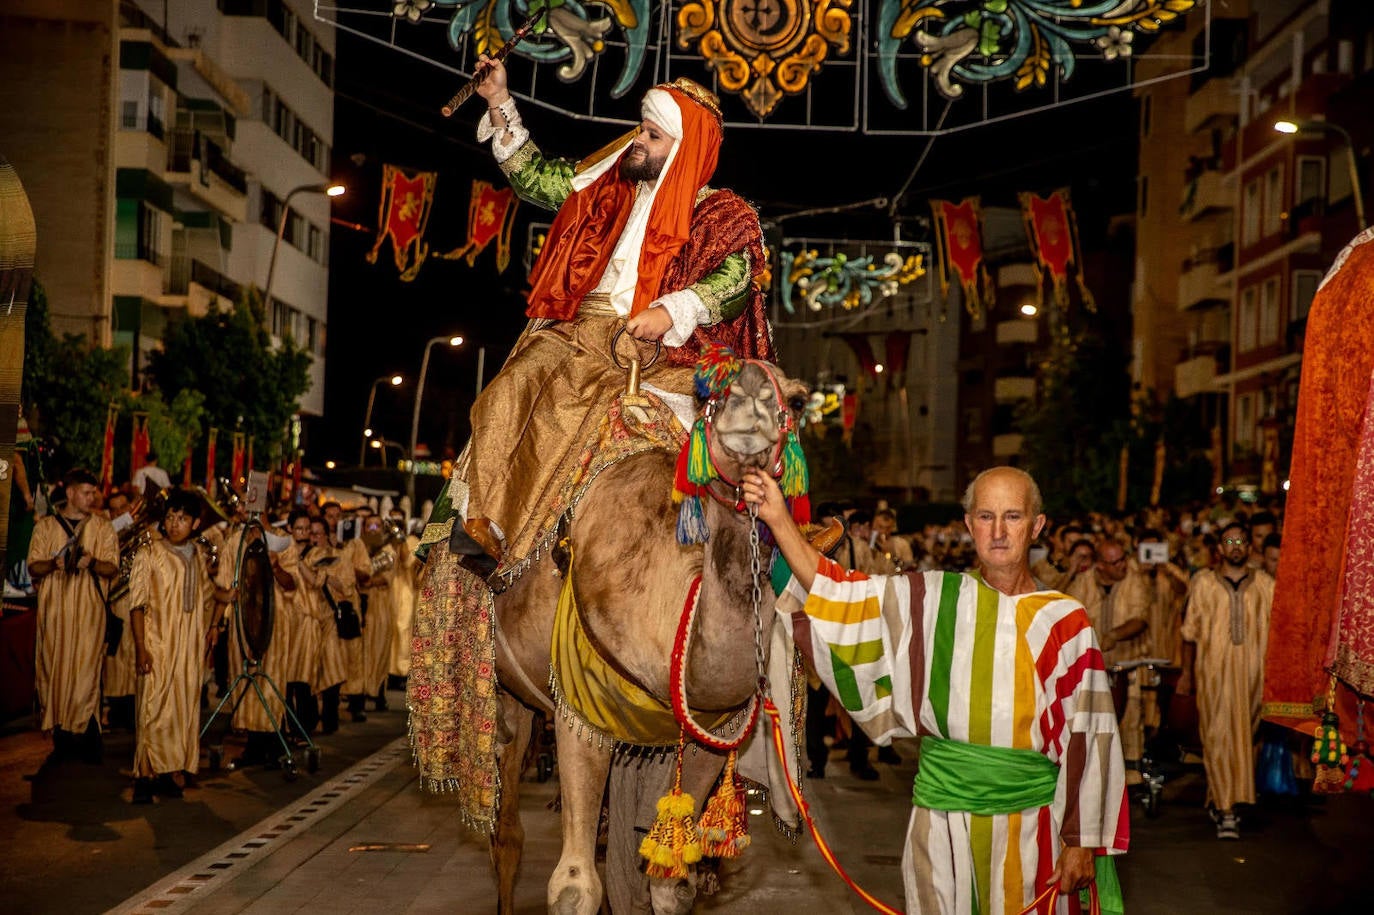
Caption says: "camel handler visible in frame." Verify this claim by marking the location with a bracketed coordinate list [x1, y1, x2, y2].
[435, 54, 774, 581]
[743, 466, 1129, 915]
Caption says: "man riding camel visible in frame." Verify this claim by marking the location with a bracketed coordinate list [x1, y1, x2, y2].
[433, 54, 774, 583]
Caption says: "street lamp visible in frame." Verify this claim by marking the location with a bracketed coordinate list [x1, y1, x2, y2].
[407, 334, 466, 507]
[361, 374, 404, 465]
[370, 437, 406, 467]
[262, 182, 345, 318]
[1274, 118, 1366, 230]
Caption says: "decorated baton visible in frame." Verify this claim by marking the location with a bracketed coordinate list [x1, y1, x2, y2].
[440, 8, 549, 117]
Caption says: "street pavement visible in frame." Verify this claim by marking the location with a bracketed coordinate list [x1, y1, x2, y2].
[2, 698, 1373, 914]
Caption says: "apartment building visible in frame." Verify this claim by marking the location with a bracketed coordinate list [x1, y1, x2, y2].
[0, 0, 335, 415]
[1136, 0, 1374, 486]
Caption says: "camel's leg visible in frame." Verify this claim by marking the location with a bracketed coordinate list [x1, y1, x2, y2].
[548, 726, 613, 915]
[491, 691, 535, 915]
[606, 749, 728, 915]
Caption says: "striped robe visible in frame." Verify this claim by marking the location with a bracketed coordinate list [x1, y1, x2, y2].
[778, 559, 1129, 915]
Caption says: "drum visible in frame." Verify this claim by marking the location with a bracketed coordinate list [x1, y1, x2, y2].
[235, 535, 275, 663]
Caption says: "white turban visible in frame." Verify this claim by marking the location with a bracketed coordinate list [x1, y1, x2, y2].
[640, 87, 684, 140]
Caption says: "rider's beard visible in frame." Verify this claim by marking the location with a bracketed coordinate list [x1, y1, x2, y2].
[619, 147, 666, 183]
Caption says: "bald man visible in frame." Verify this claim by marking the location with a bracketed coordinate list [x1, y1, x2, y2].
[745, 466, 1128, 914]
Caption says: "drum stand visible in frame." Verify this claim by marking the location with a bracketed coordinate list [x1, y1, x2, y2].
[200, 516, 320, 780]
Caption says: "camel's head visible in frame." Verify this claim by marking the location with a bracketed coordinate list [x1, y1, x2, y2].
[708, 361, 808, 475]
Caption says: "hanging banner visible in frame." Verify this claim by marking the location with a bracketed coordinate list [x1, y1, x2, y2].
[884, 331, 912, 382]
[131, 412, 150, 479]
[231, 432, 246, 487]
[99, 403, 118, 495]
[930, 198, 992, 320]
[182, 452, 193, 487]
[247, 436, 255, 476]
[205, 427, 218, 492]
[366, 163, 438, 282]
[1150, 438, 1166, 507]
[1019, 188, 1096, 311]
[435, 180, 520, 272]
[1261, 422, 1280, 494]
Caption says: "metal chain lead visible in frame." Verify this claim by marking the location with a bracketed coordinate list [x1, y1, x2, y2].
[748, 503, 769, 696]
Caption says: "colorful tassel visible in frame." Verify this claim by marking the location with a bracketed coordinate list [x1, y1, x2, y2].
[639, 735, 703, 879]
[672, 438, 696, 504]
[687, 419, 716, 486]
[789, 493, 811, 526]
[779, 428, 810, 497]
[677, 494, 709, 545]
[694, 344, 742, 399]
[698, 751, 751, 859]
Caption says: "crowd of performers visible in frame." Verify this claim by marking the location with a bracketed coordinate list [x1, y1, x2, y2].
[13, 467, 420, 804]
[803, 491, 1283, 843]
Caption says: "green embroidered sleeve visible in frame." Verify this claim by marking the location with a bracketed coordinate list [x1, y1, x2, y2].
[687, 249, 752, 324]
[499, 140, 575, 212]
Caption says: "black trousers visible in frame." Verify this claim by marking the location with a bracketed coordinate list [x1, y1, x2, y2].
[287, 682, 318, 738]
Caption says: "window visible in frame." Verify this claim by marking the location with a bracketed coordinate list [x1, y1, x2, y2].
[1259, 277, 1281, 345]
[121, 100, 139, 129]
[271, 299, 288, 337]
[1296, 156, 1326, 205]
[1140, 93, 1152, 138]
[1242, 179, 1262, 246]
[1238, 286, 1258, 351]
[1292, 270, 1321, 322]
[1262, 166, 1284, 237]
[307, 224, 323, 262]
[307, 316, 318, 353]
[1235, 393, 1256, 448]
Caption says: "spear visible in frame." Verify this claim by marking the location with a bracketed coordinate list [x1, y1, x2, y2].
[440, 5, 551, 117]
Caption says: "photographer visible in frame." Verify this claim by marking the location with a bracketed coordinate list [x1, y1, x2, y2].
[26, 469, 119, 764]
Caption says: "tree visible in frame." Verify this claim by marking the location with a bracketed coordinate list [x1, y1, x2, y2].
[21, 279, 130, 475]
[125, 387, 207, 474]
[145, 289, 311, 472]
[1017, 327, 1133, 517]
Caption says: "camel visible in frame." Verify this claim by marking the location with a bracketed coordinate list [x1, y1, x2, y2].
[482, 359, 808, 914]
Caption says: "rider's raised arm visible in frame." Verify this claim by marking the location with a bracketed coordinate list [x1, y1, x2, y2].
[476, 97, 574, 212]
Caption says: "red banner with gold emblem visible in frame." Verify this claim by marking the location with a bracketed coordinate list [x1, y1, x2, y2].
[231, 432, 246, 488]
[1019, 189, 1096, 311]
[205, 427, 217, 491]
[930, 198, 993, 319]
[99, 403, 118, 495]
[436, 180, 520, 273]
[366, 164, 438, 282]
[131, 412, 150, 479]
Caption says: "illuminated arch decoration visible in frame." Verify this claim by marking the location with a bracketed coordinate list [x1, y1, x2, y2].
[676, 0, 853, 120]
[320, 1, 1206, 134]
[877, 0, 1196, 107]
[779, 244, 925, 314]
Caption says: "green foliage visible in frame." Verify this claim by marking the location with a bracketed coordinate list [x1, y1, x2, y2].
[122, 387, 206, 471]
[1016, 328, 1132, 517]
[21, 279, 131, 475]
[145, 288, 311, 472]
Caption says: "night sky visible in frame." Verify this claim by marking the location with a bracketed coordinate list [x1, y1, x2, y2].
[315, 19, 1141, 469]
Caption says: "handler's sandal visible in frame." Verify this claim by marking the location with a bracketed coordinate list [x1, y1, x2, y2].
[1216, 813, 1239, 840]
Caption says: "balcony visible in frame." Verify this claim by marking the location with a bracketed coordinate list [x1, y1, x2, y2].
[1184, 78, 1240, 134]
[995, 319, 1039, 345]
[165, 257, 242, 315]
[1174, 343, 1229, 398]
[994, 376, 1036, 402]
[112, 241, 168, 302]
[1178, 245, 1234, 311]
[165, 130, 248, 221]
[1181, 170, 1232, 221]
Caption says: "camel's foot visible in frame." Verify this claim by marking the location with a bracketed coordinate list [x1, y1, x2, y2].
[548, 860, 603, 915]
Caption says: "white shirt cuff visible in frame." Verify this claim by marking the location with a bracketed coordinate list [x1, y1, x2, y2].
[476, 97, 528, 163]
[654, 289, 710, 349]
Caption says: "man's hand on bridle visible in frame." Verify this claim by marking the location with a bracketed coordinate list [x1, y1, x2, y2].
[625, 306, 673, 342]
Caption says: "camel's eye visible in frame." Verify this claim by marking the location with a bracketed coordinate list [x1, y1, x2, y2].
[757, 385, 774, 402]
[788, 395, 807, 413]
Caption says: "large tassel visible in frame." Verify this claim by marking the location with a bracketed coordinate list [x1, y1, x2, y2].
[672, 438, 695, 504]
[779, 428, 809, 497]
[639, 734, 703, 879]
[789, 493, 811, 526]
[694, 343, 742, 399]
[687, 419, 716, 486]
[698, 751, 751, 859]
[677, 494, 709, 545]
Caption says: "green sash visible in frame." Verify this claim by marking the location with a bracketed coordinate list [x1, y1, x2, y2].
[913, 735, 1124, 915]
